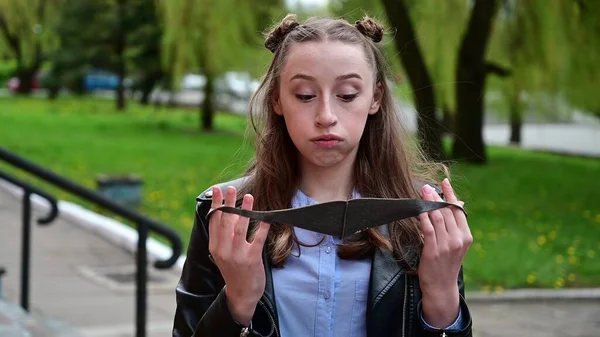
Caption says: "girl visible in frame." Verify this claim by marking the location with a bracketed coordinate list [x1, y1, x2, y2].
[173, 14, 473, 337]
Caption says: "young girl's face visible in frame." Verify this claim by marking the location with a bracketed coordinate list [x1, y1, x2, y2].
[273, 41, 381, 170]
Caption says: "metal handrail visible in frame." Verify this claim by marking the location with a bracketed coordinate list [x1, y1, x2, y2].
[0, 146, 183, 337]
[0, 171, 58, 311]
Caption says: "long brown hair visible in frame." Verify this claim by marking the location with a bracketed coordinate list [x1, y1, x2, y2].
[238, 14, 446, 271]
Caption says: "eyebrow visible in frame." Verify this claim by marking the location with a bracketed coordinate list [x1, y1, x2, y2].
[289, 73, 363, 82]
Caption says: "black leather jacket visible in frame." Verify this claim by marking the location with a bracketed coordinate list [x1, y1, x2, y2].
[173, 178, 473, 337]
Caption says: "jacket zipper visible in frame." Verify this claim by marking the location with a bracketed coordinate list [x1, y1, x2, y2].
[401, 273, 408, 337]
[260, 296, 280, 337]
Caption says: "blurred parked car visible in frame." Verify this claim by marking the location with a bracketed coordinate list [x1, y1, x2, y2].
[150, 71, 260, 114]
[83, 70, 133, 92]
[6, 75, 40, 92]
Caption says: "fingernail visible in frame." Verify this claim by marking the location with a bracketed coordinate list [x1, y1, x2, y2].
[443, 178, 450, 187]
[423, 184, 433, 194]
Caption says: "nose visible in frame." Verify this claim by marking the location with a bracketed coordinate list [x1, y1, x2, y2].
[315, 98, 337, 127]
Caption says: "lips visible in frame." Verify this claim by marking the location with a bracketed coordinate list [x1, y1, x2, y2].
[311, 134, 343, 149]
[311, 134, 343, 141]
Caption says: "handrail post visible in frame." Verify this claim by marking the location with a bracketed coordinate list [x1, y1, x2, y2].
[0, 266, 6, 299]
[21, 191, 32, 311]
[136, 223, 148, 337]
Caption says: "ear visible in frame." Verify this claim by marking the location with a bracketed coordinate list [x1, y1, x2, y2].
[272, 89, 283, 116]
[368, 81, 383, 115]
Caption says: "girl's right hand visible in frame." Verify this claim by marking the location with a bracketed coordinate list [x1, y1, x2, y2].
[208, 185, 271, 326]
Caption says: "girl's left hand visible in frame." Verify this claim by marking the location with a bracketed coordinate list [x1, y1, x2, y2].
[417, 178, 472, 327]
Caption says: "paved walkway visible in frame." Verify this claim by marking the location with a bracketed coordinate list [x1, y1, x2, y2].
[469, 300, 600, 337]
[0, 187, 178, 337]
[1, 187, 599, 336]
[484, 124, 600, 157]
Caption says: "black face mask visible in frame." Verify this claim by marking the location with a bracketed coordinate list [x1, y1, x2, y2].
[207, 198, 467, 239]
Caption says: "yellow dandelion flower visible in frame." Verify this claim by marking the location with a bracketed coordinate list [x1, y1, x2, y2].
[568, 256, 578, 265]
[482, 285, 491, 293]
[494, 286, 504, 294]
[526, 273, 536, 284]
[529, 242, 540, 253]
[555, 255, 564, 263]
[595, 214, 600, 223]
[548, 230, 557, 240]
[567, 247, 576, 256]
[588, 250, 596, 259]
[537, 235, 547, 246]
[568, 274, 576, 282]
[554, 277, 565, 289]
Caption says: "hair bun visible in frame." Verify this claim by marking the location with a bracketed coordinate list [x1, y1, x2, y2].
[265, 14, 300, 53]
[355, 17, 384, 43]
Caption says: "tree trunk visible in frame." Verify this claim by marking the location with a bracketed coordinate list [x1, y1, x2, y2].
[139, 72, 162, 105]
[16, 67, 36, 95]
[381, 0, 445, 161]
[115, 0, 127, 111]
[201, 73, 215, 131]
[116, 74, 126, 110]
[48, 87, 60, 100]
[509, 93, 522, 145]
[451, 0, 499, 164]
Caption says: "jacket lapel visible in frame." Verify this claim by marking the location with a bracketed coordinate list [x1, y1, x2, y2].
[368, 224, 404, 309]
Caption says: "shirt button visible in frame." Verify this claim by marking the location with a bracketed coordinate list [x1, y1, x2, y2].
[325, 246, 331, 254]
[323, 291, 331, 299]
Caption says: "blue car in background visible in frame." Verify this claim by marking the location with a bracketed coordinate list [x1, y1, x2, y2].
[83, 70, 131, 91]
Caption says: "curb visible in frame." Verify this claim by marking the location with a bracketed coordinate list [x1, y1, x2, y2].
[2, 179, 599, 302]
[466, 288, 600, 303]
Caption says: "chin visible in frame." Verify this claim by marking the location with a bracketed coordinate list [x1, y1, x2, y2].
[304, 153, 347, 168]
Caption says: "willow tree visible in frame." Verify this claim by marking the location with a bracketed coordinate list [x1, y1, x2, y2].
[486, 0, 566, 145]
[561, 0, 600, 119]
[451, 0, 501, 163]
[158, 0, 280, 131]
[0, 0, 61, 94]
[331, 0, 449, 161]
[408, 0, 469, 134]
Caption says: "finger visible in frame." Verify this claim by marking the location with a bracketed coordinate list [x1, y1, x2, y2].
[232, 194, 253, 245]
[208, 186, 223, 252]
[423, 184, 447, 243]
[219, 186, 237, 252]
[419, 212, 436, 246]
[441, 178, 458, 203]
[432, 184, 459, 236]
[442, 179, 468, 229]
[249, 221, 271, 257]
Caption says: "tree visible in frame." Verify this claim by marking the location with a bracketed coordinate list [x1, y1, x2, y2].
[54, 0, 161, 110]
[381, 0, 445, 161]
[126, 0, 164, 105]
[158, 0, 281, 131]
[331, 0, 448, 161]
[0, 0, 61, 94]
[451, 0, 501, 163]
[562, 0, 600, 119]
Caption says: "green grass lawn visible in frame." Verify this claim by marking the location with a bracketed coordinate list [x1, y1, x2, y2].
[1, 96, 599, 291]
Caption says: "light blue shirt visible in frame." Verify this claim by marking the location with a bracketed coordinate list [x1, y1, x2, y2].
[271, 189, 466, 336]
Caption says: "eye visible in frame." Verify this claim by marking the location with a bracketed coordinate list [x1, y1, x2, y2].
[338, 93, 358, 102]
[296, 94, 315, 102]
